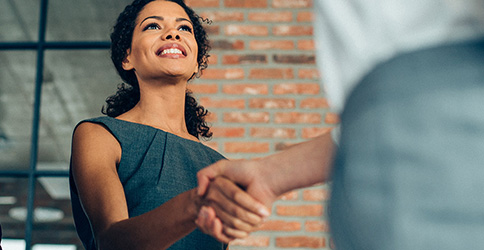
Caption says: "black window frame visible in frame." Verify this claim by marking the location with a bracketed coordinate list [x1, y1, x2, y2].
[0, 0, 110, 249]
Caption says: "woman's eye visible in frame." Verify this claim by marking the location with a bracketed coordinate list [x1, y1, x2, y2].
[179, 25, 192, 33]
[143, 23, 160, 31]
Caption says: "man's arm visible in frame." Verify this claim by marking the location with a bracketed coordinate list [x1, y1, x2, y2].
[196, 131, 335, 240]
[198, 131, 336, 207]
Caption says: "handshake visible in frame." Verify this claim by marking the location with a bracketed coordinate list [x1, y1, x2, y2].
[194, 132, 333, 243]
[194, 159, 276, 243]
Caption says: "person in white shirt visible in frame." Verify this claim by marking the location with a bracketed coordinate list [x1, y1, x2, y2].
[196, 1, 484, 249]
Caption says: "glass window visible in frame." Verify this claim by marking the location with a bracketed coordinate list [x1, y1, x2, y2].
[46, 0, 132, 41]
[0, 1, 126, 249]
[0, 0, 40, 42]
[1, 177, 28, 241]
[33, 178, 82, 248]
[0, 51, 36, 171]
[38, 50, 119, 167]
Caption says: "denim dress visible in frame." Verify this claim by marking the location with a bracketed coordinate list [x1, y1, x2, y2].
[70, 116, 226, 250]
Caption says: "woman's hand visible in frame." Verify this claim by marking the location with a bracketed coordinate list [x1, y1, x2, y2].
[196, 177, 270, 243]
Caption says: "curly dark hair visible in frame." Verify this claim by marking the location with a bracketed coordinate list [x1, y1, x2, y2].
[103, 0, 212, 139]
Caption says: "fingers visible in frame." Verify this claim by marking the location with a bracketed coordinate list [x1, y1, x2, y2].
[208, 201, 258, 232]
[197, 160, 228, 196]
[209, 177, 270, 219]
[196, 206, 235, 243]
[202, 177, 270, 238]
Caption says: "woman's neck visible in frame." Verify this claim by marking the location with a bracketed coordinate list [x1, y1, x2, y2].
[117, 79, 195, 140]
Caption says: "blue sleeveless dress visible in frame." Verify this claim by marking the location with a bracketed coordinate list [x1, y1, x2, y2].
[69, 116, 227, 250]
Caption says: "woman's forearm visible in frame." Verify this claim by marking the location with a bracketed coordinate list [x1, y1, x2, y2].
[97, 188, 200, 250]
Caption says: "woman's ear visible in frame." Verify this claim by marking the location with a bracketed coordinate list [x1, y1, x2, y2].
[122, 49, 134, 71]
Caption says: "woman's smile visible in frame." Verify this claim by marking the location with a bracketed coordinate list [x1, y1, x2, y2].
[156, 43, 187, 58]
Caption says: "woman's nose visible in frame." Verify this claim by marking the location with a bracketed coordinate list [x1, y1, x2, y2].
[163, 29, 180, 40]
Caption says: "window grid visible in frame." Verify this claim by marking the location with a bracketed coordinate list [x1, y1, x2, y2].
[0, 0, 110, 249]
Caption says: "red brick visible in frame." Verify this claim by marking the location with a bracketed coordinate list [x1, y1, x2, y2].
[325, 112, 341, 124]
[303, 188, 330, 201]
[273, 0, 313, 8]
[249, 40, 295, 50]
[297, 11, 314, 22]
[205, 112, 218, 122]
[207, 54, 218, 65]
[302, 127, 332, 139]
[305, 220, 330, 232]
[204, 25, 220, 35]
[185, 0, 219, 7]
[273, 54, 315, 64]
[276, 204, 324, 216]
[224, 112, 270, 123]
[222, 54, 267, 64]
[223, 83, 269, 95]
[259, 220, 301, 231]
[274, 83, 320, 95]
[199, 97, 245, 109]
[300, 97, 329, 108]
[248, 11, 293, 22]
[275, 112, 321, 124]
[211, 40, 245, 50]
[278, 190, 298, 200]
[249, 98, 295, 109]
[224, 142, 270, 153]
[276, 236, 325, 248]
[188, 83, 218, 94]
[210, 127, 245, 138]
[275, 141, 301, 151]
[249, 68, 294, 79]
[199, 11, 244, 22]
[250, 127, 296, 138]
[202, 68, 244, 79]
[225, 0, 268, 8]
[273, 25, 313, 36]
[298, 68, 320, 79]
[225, 25, 268, 36]
[230, 235, 270, 246]
[298, 39, 315, 50]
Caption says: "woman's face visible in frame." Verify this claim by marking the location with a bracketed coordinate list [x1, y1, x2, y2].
[122, 0, 199, 83]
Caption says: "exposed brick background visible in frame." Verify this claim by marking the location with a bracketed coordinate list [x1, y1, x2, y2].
[185, 0, 338, 249]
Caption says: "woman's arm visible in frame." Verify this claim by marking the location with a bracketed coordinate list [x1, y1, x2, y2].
[72, 122, 266, 249]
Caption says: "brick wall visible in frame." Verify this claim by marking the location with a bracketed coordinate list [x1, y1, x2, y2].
[186, 0, 337, 249]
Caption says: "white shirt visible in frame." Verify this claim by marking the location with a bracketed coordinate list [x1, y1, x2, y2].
[314, 0, 484, 114]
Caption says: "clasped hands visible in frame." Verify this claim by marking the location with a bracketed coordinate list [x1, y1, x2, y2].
[195, 159, 276, 243]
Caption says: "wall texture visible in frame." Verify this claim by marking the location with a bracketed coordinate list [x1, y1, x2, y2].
[186, 0, 338, 249]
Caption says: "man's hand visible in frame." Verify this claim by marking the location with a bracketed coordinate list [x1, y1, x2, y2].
[196, 176, 269, 242]
[196, 159, 278, 242]
[197, 159, 278, 208]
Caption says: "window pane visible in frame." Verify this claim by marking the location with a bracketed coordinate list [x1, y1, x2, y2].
[46, 0, 132, 41]
[0, 0, 40, 42]
[0, 51, 36, 171]
[33, 177, 82, 248]
[0, 177, 27, 241]
[38, 50, 119, 167]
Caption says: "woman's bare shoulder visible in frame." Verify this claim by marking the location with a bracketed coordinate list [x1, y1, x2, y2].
[72, 121, 121, 166]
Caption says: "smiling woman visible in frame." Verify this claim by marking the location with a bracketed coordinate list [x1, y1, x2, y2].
[68, 1, 269, 250]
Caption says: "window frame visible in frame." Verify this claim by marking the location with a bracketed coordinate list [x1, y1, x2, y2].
[0, 0, 110, 249]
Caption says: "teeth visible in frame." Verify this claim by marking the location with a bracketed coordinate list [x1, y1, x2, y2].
[160, 48, 182, 55]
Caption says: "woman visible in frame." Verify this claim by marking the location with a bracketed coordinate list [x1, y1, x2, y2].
[69, 1, 269, 249]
